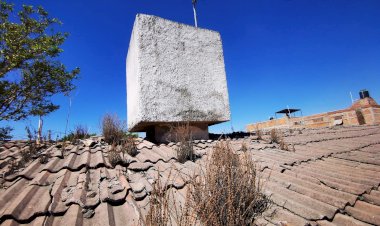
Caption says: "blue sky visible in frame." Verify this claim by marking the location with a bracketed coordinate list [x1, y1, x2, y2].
[2, 0, 380, 139]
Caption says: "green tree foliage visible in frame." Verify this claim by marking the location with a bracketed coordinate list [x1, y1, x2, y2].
[0, 1, 79, 121]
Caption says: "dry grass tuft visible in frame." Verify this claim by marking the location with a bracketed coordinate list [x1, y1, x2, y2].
[121, 135, 138, 157]
[146, 141, 271, 226]
[270, 129, 281, 144]
[278, 138, 295, 152]
[191, 141, 271, 225]
[39, 152, 50, 164]
[5, 159, 18, 176]
[256, 127, 263, 140]
[108, 144, 122, 167]
[101, 114, 126, 145]
[145, 171, 195, 226]
[279, 140, 289, 151]
[73, 125, 89, 140]
[0, 178, 5, 189]
[170, 123, 194, 163]
[266, 129, 296, 152]
[102, 113, 139, 163]
[145, 173, 170, 226]
[103, 114, 138, 166]
[5, 143, 41, 176]
[20, 143, 39, 164]
[241, 142, 248, 152]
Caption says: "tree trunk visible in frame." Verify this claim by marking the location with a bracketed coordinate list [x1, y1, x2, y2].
[37, 116, 43, 144]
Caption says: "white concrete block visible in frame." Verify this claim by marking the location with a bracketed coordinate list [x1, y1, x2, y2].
[126, 14, 230, 132]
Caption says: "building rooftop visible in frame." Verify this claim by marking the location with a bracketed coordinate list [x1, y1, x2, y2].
[0, 125, 380, 225]
[350, 97, 379, 109]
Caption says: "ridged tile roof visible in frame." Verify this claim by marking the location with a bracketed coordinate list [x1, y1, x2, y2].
[1, 125, 380, 225]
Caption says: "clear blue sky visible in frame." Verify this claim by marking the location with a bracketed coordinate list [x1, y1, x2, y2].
[2, 0, 380, 139]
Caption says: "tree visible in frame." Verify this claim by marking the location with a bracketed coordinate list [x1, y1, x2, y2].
[0, 1, 80, 122]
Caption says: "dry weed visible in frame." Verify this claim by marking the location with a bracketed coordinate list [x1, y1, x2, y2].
[278, 139, 295, 152]
[0, 178, 5, 189]
[107, 134, 137, 167]
[191, 141, 271, 225]
[73, 125, 89, 140]
[121, 135, 138, 157]
[146, 141, 271, 226]
[270, 129, 281, 144]
[20, 143, 39, 164]
[256, 127, 263, 140]
[241, 142, 248, 152]
[170, 123, 194, 163]
[39, 152, 50, 164]
[145, 171, 196, 226]
[108, 144, 122, 167]
[101, 114, 126, 145]
[5, 159, 18, 176]
[279, 140, 288, 151]
[6, 144, 41, 176]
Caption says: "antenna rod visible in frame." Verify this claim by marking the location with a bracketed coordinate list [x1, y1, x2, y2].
[350, 91, 354, 104]
[65, 96, 72, 137]
[192, 0, 198, 27]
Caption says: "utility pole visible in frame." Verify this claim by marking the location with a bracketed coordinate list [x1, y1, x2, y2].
[192, 0, 198, 27]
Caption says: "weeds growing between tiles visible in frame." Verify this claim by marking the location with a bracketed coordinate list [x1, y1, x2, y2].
[102, 113, 139, 167]
[145, 140, 271, 225]
[169, 122, 195, 164]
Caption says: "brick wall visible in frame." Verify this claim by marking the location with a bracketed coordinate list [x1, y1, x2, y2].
[246, 106, 380, 132]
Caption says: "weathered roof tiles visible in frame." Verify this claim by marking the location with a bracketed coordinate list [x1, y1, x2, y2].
[0, 125, 380, 225]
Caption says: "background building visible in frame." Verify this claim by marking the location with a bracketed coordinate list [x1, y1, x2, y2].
[247, 90, 380, 132]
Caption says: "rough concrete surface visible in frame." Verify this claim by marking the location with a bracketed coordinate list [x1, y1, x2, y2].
[150, 123, 209, 143]
[126, 14, 230, 132]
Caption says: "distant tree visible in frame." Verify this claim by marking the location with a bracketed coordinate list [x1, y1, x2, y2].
[192, 0, 198, 27]
[0, 1, 80, 122]
[0, 125, 12, 140]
